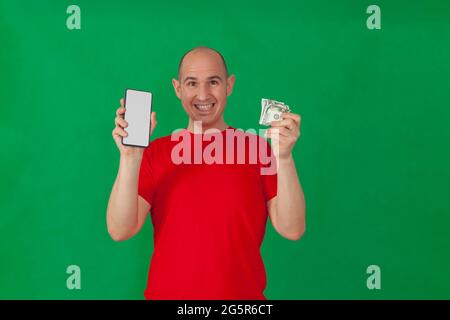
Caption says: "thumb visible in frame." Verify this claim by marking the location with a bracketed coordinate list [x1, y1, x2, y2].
[150, 112, 157, 134]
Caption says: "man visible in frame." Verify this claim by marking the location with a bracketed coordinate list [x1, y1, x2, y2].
[107, 46, 306, 300]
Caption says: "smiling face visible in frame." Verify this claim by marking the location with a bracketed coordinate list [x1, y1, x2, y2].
[172, 48, 235, 131]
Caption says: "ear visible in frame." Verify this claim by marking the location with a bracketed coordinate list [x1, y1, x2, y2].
[226, 74, 236, 97]
[172, 78, 181, 99]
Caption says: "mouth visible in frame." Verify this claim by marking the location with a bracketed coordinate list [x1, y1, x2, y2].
[193, 103, 215, 112]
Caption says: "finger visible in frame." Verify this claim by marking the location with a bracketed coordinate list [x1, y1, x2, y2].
[281, 113, 301, 126]
[150, 112, 157, 130]
[112, 127, 128, 137]
[120, 98, 124, 107]
[115, 117, 128, 128]
[265, 131, 280, 141]
[275, 118, 301, 136]
[270, 118, 297, 130]
[267, 127, 291, 137]
[116, 107, 126, 117]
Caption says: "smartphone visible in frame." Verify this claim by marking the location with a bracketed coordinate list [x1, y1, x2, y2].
[122, 89, 152, 148]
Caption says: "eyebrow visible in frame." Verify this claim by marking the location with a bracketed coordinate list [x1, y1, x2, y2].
[183, 75, 223, 83]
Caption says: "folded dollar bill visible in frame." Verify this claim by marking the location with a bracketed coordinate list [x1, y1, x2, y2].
[259, 98, 291, 126]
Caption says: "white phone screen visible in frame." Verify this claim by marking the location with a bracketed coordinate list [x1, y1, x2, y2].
[122, 89, 152, 148]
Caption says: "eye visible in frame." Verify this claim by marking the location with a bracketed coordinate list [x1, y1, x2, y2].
[210, 80, 219, 85]
[187, 81, 196, 87]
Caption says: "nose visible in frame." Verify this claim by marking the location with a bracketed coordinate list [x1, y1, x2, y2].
[197, 83, 210, 101]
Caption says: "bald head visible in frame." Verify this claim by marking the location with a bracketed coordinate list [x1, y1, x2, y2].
[177, 46, 229, 80]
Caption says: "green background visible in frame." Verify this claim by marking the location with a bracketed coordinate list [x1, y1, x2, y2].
[1, 0, 449, 299]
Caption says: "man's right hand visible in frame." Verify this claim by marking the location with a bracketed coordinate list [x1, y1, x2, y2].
[112, 98, 157, 157]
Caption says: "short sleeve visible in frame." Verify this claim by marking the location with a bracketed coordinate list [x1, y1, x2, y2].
[138, 143, 157, 206]
[259, 137, 278, 202]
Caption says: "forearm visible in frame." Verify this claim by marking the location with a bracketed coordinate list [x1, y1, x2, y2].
[275, 155, 306, 237]
[106, 155, 142, 239]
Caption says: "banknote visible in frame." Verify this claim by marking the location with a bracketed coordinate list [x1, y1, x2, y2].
[259, 98, 291, 126]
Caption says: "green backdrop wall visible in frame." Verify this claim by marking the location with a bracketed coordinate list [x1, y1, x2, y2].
[1, 0, 449, 299]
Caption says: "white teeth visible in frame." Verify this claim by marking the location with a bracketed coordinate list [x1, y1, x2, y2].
[194, 103, 214, 111]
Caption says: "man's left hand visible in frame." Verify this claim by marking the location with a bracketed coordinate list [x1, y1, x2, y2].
[265, 113, 302, 160]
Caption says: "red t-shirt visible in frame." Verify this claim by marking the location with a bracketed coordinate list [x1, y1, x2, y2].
[138, 126, 277, 300]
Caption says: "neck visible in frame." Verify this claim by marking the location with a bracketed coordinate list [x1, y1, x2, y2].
[186, 118, 229, 133]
